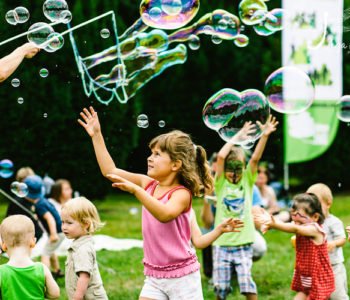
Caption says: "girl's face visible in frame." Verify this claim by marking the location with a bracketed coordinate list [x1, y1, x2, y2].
[147, 145, 177, 179]
[61, 182, 73, 202]
[225, 160, 244, 184]
[61, 212, 88, 240]
[291, 208, 313, 225]
[256, 167, 268, 187]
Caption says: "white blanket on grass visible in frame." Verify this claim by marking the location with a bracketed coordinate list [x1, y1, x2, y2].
[31, 234, 143, 257]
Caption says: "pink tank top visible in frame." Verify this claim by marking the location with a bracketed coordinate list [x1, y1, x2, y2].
[142, 180, 200, 278]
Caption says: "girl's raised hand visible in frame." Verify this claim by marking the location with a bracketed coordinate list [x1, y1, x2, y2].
[78, 106, 101, 137]
[219, 218, 244, 233]
[253, 208, 273, 234]
[106, 174, 140, 195]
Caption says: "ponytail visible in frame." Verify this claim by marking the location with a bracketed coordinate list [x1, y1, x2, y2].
[195, 145, 214, 196]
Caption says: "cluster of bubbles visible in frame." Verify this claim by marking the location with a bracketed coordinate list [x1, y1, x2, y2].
[27, 0, 71, 53]
[5, 6, 30, 25]
[136, 114, 166, 128]
[337, 95, 350, 123]
[0, 159, 14, 179]
[10, 181, 29, 198]
[202, 88, 270, 148]
[74, 0, 284, 104]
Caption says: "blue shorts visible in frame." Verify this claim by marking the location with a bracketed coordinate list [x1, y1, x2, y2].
[213, 245, 257, 299]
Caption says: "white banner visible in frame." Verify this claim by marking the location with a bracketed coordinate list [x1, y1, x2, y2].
[282, 0, 343, 100]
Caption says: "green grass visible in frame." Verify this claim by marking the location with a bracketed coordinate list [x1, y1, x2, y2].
[1, 193, 350, 299]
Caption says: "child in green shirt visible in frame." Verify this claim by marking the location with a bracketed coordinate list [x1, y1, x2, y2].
[0, 215, 60, 300]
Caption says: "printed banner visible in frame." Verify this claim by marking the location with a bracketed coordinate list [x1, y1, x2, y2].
[282, 0, 343, 164]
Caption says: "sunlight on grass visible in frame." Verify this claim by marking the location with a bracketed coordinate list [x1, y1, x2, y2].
[0, 192, 349, 299]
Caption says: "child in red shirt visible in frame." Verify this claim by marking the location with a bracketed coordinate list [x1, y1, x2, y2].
[255, 193, 334, 300]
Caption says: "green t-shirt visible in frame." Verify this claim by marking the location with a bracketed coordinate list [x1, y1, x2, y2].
[0, 262, 45, 300]
[213, 163, 257, 246]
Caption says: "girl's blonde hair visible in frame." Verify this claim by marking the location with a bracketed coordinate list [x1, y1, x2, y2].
[61, 197, 104, 234]
[16, 167, 35, 182]
[149, 130, 213, 196]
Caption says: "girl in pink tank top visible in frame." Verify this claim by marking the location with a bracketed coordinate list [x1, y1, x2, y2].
[255, 193, 335, 300]
[79, 107, 217, 299]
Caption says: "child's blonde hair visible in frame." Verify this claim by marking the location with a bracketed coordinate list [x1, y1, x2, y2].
[0, 215, 35, 248]
[225, 146, 246, 167]
[61, 197, 104, 234]
[15, 167, 35, 182]
[149, 130, 214, 196]
[307, 183, 333, 206]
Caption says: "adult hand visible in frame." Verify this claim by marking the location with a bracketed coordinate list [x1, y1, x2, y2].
[20, 42, 40, 59]
[78, 106, 101, 137]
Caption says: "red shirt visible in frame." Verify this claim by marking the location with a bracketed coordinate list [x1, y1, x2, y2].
[292, 223, 335, 300]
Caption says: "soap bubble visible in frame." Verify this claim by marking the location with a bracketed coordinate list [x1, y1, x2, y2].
[336, 96, 350, 122]
[43, 0, 69, 22]
[0, 159, 14, 179]
[11, 78, 20, 87]
[46, 32, 64, 51]
[10, 181, 29, 198]
[27, 22, 54, 48]
[14, 6, 30, 23]
[234, 34, 249, 47]
[239, 0, 268, 26]
[100, 28, 110, 39]
[17, 97, 24, 104]
[158, 120, 166, 127]
[188, 35, 200, 50]
[39, 68, 49, 78]
[5, 10, 17, 25]
[264, 66, 315, 114]
[137, 114, 149, 128]
[161, 0, 183, 16]
[59, 10, 72, 23]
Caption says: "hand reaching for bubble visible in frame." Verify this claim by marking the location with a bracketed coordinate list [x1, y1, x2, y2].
[78, 106, 101, 137]
[257, 115, 278, 137]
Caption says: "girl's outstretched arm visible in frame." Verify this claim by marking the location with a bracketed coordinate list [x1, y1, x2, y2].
[78, 107, 151, 188]
[249, 115, 278, 174]
[107, 174, 190, 222]
[191, 209, 243, 249]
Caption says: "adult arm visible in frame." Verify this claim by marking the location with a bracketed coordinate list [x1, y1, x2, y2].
[42, 212, 58, 242]
[0, 43, 40, 82]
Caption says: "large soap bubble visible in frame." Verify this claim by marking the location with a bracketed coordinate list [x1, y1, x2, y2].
[218, 89, 270, 144]
[43, 0, 69, 22]
[27, 22, 55, 48]
[10, 181, 29, 198]
[140, 0, 200, 29]
[336, 96, 350, 122]
[264, 66, 315, 114]
[14, 6, 30, 24]
[202, 88, 241, 131]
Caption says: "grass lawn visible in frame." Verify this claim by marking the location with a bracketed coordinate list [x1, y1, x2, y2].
[1, 192, 350, 299]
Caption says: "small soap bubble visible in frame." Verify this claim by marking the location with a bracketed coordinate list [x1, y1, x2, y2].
[100, 28, 110, 39]
[27, 22, 54, 47]
[129, 207, 139, 215]
[43, 113, 48, 118]
[158, 120, 166, 127]
[234, 34, 249, 47]
[211, 35, 222, 45]
[14, 6, 30, 23]
[39, 68, 49, 78]
[137, 114, 149, 128]
[5, 10, 17, 25]
[11, 78, 20, 87]
[46, 32, 64, 51]
[149, 7, 162, 21]
[59, 10, 72, 24]
[0, 159, 14, 179]
[188, 35, 200, 50]
[17, 97, 24, 104]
